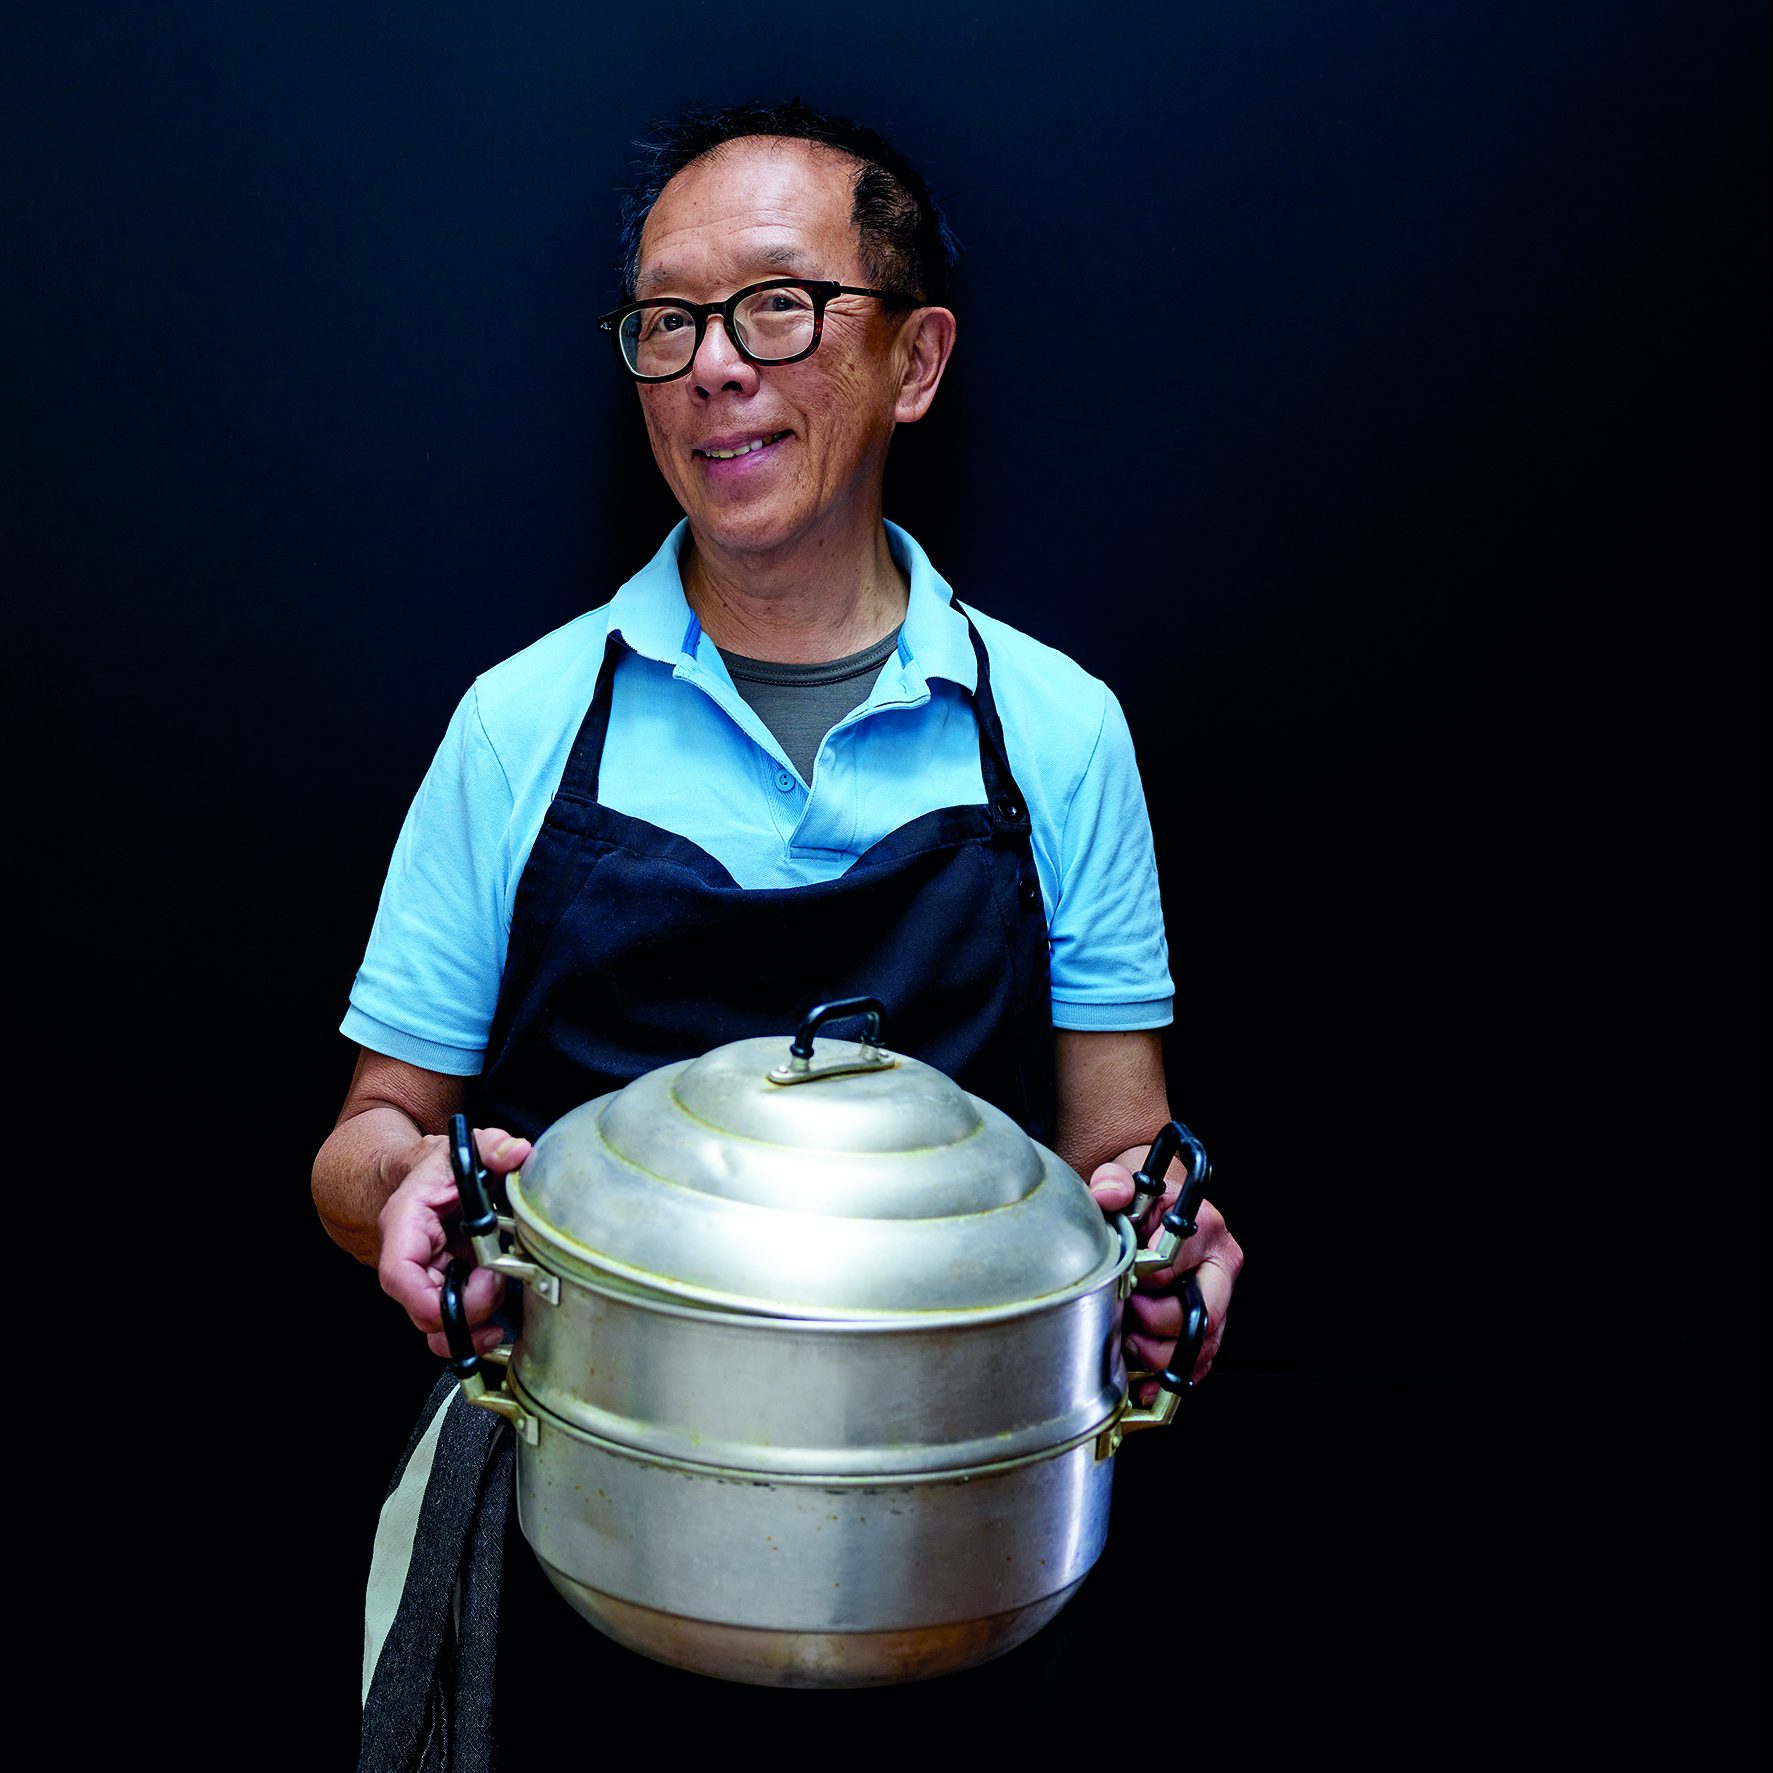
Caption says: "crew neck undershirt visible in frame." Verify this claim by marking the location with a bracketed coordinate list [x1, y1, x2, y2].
[716, 627, 904, 784]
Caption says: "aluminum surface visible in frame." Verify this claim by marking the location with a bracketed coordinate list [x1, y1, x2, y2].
[507, 1218, 1135, 1476]
[538, 1572, 1085, 1689]
[513, 1038, 1118, 1316]
[511, 1376, 1114, 1643]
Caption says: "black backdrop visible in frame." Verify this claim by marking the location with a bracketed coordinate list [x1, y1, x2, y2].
[7, 2, 1766, 1757]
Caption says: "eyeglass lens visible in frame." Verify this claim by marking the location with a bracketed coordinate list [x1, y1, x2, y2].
[618, 285, 818, 377]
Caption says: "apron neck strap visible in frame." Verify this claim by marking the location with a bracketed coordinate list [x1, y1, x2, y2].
[557, 603, 1019, 806]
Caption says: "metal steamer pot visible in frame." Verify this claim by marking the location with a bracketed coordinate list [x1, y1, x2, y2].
[438, 998, 1210, 1689]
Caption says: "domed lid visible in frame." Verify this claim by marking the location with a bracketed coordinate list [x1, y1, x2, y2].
[510, 1022, 1119, 1319]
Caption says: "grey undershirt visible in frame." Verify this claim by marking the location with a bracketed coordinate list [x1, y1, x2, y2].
[717, 627, 903, 785]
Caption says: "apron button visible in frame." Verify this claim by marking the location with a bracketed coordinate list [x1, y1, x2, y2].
[1020, 876, 1040, 907]
[994, 796, 1023, 823]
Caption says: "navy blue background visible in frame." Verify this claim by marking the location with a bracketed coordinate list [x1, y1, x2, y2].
[7, 2, 1764, 1753]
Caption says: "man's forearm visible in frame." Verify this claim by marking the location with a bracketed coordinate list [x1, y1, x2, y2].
[1053, 1028, 1173, 1181]
[312, 1106, 442, 1267]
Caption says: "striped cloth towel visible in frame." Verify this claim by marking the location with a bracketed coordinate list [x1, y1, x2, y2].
[358, 1375, 513, 1773]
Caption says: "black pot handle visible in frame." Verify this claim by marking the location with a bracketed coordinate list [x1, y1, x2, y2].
[439, 1257, 480, 1380]
[1116, 1264, 1212, 1443]
[1159, 1271, 1210, 1395]
[438, 1259, 533, 1439]
[1130, 1117, 1212, 1232]
[448, 1111, 501, 1233]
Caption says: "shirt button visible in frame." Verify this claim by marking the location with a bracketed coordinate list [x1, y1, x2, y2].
[774, 769, 795, 793]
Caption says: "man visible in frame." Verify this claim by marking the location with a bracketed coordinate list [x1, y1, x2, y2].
[316, 100, 1241, 1737]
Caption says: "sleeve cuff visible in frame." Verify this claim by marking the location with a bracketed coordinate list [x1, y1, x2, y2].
[1050, 996, 1174, 1032]
[341, 999, 1173, 1066]
[340, 1007, 485, 1076]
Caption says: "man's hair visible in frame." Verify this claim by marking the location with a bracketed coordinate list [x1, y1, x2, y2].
[616, 99, 960, 308]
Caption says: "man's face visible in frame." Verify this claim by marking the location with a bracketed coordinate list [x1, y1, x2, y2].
[631, 137, 913, 564]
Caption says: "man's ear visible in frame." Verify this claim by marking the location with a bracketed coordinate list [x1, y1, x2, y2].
[894, 306, 957, 424]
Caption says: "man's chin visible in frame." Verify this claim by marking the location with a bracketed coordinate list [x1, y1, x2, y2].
[680, 501, 811, 563]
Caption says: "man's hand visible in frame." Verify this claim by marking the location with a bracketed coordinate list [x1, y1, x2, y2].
[1089, 1152, 1243, 1401]
[376, 1126, 532, 1359]
[1054, 1028, 1244, 1399]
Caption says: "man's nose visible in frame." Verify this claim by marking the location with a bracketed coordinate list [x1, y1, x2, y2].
[690, 314, 759, 396]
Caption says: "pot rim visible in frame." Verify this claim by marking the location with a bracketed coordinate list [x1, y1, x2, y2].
[505, 1366, 1123, 1484]
[506, 1182, 1139, 1328]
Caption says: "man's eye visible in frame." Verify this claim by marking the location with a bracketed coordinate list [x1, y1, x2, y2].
[749, 289, 813, 315]
[634, 308, 690, 342]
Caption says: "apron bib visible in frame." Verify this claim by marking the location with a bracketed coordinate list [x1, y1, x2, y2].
[468, 606, 1055, 1143]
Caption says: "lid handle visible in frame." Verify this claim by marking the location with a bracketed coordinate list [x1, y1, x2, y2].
[790, 996, 885, 1059]
[768, 997, 896, 1086]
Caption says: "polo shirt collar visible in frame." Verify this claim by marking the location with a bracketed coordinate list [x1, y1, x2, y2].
[886, 521, 979, 695]
[604, 522, 701, 666]
[603, 519, 979, 695]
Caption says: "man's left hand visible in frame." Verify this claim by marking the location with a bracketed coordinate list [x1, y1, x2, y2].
[1089, 1152, 1243, 1400]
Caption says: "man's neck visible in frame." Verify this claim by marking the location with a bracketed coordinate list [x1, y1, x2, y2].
[682, 519, 908, 665]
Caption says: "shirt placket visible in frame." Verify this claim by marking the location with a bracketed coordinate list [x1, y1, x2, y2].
[672, 655, 808, 845]
[789, 669, 930, 858]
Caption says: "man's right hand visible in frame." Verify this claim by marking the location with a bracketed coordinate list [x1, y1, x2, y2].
[376, 1126, 533, 1358]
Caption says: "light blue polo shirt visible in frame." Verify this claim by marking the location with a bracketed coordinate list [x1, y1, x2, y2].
[344, 522, 1173, 1074]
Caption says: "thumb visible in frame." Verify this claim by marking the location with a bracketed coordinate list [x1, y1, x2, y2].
[475, 1128, 533, 1173]
[1088, 1160, 1136, 1215]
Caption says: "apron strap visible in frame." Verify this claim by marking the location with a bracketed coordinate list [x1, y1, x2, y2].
[554, 628, 625, 806]
[554, 602, 1027, 812]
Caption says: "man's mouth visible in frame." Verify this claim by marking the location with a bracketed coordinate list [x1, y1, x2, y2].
[694, 431, 791, 460]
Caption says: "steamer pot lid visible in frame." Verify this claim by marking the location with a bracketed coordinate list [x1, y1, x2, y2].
[512, 1033, 1121, 1318]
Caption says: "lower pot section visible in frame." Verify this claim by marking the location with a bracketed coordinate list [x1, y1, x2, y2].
[538, 1566, 1085, 1689]
[513, 1384, 1116, 1688]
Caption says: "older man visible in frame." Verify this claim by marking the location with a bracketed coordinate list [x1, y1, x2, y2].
[318, 100, 1240, 1742]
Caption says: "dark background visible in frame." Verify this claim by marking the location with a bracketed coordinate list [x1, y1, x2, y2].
[7, 1, 1765, 1757]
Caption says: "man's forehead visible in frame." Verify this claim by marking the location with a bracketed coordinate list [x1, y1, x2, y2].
[634, 138, 861, 294]
[635, 233, 827, 297]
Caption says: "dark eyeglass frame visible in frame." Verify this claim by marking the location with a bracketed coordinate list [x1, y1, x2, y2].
[597, 278, 913, 382]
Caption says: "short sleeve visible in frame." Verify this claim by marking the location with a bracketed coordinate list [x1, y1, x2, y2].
[1047, 688, 1174, 1030]
[341, 685, 516, 1073]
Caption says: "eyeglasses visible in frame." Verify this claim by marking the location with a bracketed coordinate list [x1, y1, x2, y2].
[597, 278, 910, 382]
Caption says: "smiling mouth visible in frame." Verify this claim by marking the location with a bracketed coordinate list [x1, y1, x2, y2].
[694, 431, 791, 460]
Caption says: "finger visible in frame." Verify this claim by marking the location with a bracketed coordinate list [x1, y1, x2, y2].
[1088, 1161, 1135, 1216]
[1131, 1197, 1238, 1288]
[463, 1264, 506, 1323]
[426, 1323, 509, 1361]
[1124, 1327, 1178, 1377]
[1129, 1251, 1237, 1381]
[1188, 1255, 1236, 1381]
[475, 1128, 533, 1174]
[386, 1261, 442, 1330]
[403, 1260, 506, 1336]
[378, 1197, 451, 1322]
[1122, 1204, 1243, 1384]
[1127, 1290, 1184, 1337]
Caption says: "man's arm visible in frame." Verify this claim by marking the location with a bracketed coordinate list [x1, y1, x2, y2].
[1055, 1028, 1243, 1389]
[312, 1049, 463, 1264]
[311, 1049, 528, 1356]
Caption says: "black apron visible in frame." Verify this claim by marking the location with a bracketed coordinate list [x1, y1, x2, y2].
[467, 606, 1055, 1145]
[464, 605, 1061, 1742]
